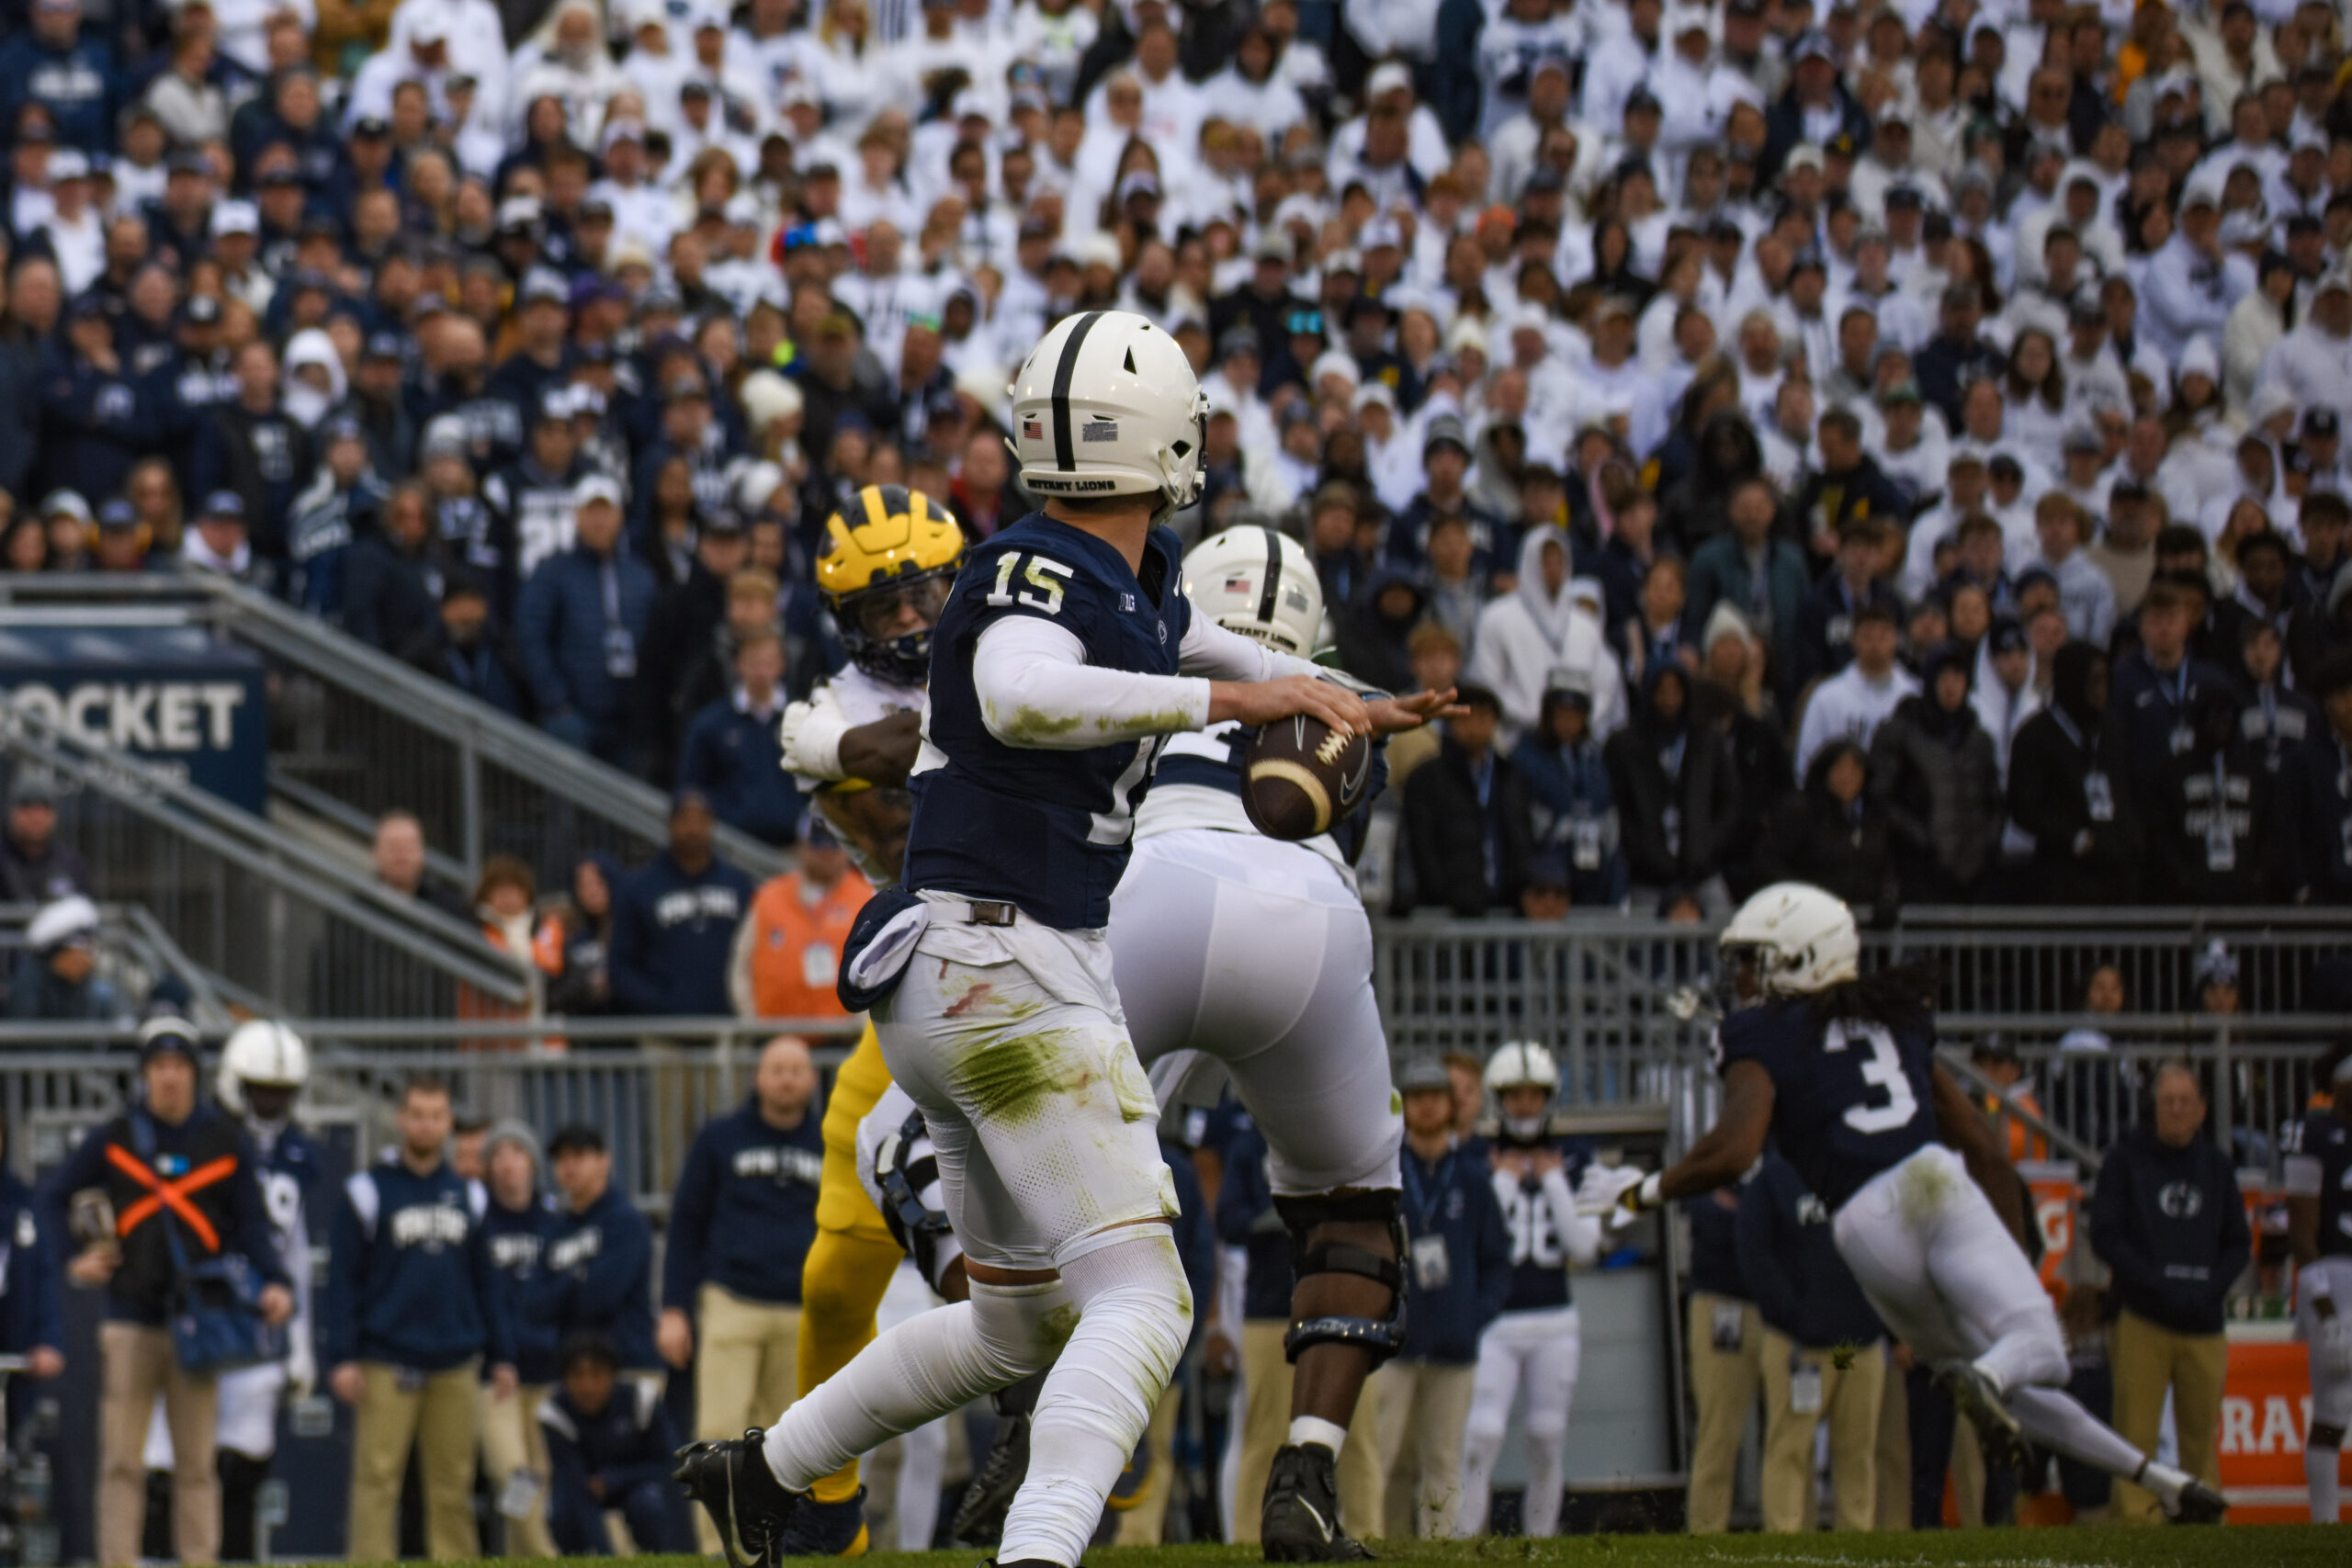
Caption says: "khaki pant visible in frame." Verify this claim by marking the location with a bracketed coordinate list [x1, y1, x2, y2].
[1685, 1292, 1763, 1535]
[99, 1322, 220, 1567]
[1371, 1359, 1476, 1540]
[1229, 1321, 1382, 1544]
[1758, 1329, 1885, 1532]
[2110, 1308, 2228, 1523]
[348, 1360, 483, 1562]
[693, 1285, 803, 1553]
[1873, 1351, 1911, 1530]
[480, 1382, 557, 1557]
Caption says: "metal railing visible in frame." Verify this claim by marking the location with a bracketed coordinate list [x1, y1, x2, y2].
[0, 698, 531, 1017]
[0, 1019, 849, 1217]
[0, 574, 787, 891]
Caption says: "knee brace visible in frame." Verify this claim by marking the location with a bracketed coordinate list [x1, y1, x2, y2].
[2312, 1423, 2346, 1450]
[872, 1106, 963, 1292]
[1273, 1189, 1406, 1369]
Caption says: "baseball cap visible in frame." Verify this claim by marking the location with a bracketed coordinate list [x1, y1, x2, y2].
[1423, 413, 1471, 459]
[200, 491, 246, 521]
[518, 267, 569, 306]
[96, 498, 137, 530]
[574, 474, 624, 510]
[2306, 407, 2341, 439]
[210, 200, 257, 237]
[1366, 62, 1414, 98]
[1396, 1056, 1451, 1094]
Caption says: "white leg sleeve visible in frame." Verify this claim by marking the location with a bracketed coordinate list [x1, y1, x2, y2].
[1521, 1308, 1581, 1538]
[1453, 1319, 1522, 1539]
[997, 1228, 1194, 1568]
[763, 1279, 1070, 1492]
[2006, 1386, 2157, 1486]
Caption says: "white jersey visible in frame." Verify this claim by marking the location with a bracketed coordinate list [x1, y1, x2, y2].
[1136, 723, 1357, 888]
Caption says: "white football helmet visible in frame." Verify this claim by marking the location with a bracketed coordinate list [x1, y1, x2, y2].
[1485, 1042, 1560, 1140]
[1008, 310, 1209, 523]
[1182, 526, 1325, 656]
[1719, 882, 1860, 998]
[218, 1020, 310, 1115]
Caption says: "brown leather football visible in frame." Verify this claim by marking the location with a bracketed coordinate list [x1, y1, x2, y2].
[1240, 714, 1374, 840]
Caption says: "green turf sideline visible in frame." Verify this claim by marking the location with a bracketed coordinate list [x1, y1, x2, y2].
[356, 1531, 2345, 1568]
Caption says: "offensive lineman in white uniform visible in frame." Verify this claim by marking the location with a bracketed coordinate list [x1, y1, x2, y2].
[1453, 1043, 1604, 1539]
[143, 1022, 319, 1559]
[1109, 525, 1434, 1559]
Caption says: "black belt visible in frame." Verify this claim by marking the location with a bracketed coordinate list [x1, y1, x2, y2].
[964, 900, 1017, 927]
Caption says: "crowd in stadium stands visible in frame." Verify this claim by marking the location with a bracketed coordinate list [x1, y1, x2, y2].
[3, 0, 2352, 916]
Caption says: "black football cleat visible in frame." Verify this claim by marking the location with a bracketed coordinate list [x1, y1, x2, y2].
[953, 1409, 1032, 1543]
[2167, 1477, 2229, 1524]
[674, 1428, 808, 1568]
[1261, 1442, 1374, 1561]
[1935, 1359, 2030, 1472]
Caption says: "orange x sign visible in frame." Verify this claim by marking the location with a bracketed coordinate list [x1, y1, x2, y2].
[105, 1145, 237, 1252]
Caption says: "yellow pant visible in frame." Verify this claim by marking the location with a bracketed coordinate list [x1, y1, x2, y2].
[479, 1381, 556, 1556]
[1231, 1321, 1382, 1543]
[797, 1024, 907, 1506]
[348, 1360, 481, 1562]
[1758, 1330, 1885, 1532]
[2110, 1309, 2228, 1523]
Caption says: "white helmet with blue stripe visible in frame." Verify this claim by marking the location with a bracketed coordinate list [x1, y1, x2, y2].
[1182, 525, 1325, 657]
[1009, 310, 1209, 524]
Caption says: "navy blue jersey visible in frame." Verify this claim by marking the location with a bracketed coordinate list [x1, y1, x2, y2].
[1717, 998, 1939, 1212]
[249, 1122, 323, 1273]
[2284, 1108, 2352, 1259]
[906, 513, 1194, 929]
[1492, 1137, 1593, 1314]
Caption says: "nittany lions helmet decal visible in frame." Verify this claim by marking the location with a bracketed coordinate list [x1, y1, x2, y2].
[1719, 882, 1860, 997]
[1008, 310, 1209, 523]
[817, 483, 965, 684]
[1183, 526, 1325, 656]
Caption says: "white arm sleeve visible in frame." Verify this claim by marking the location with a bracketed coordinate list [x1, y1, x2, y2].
[973, 616, 1213, 749]
[1543, 1168, 1602, 1269]
[1175, 612, 1325, 682]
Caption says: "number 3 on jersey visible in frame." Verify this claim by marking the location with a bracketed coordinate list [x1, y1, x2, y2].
[988, 552, 1072, 615]
[1825, 1021, 1921, 1134]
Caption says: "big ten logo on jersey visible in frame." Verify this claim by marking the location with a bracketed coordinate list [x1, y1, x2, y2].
[1501, 1186, 1564, 1269]
[1822, 1020, 1922, 1134]
[732, 1145, 824, 1187]
[548, 1226, 604, 1273]
[390, 1199, 472, 1251]
[654, 886, 742, 927]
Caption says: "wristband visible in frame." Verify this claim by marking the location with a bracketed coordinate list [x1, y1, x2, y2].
[1634, 1172, 1664, 1212]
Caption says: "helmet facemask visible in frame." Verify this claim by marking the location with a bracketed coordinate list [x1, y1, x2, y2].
[833, 568, 955, 684]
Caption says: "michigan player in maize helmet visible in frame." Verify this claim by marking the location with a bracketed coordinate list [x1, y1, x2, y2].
[720, 482, 965, 1558]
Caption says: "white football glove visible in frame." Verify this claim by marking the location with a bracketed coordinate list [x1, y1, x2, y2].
[776, 697, 840, 781]
[1577, 1162, 1645, 1209]
[286, 1337, 317, 1401]
[1608, 1171, 1665, 1232]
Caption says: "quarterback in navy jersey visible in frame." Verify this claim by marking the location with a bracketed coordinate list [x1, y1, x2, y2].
[680, 310, 1450, 1568]
[1454, 1043, 1603, 1540]
[2283, 1043, 2352, 1521]
[1605, 882, 2229, 1523]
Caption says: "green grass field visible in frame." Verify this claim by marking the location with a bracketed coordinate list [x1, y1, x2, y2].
[492, 1534, 2346, 1568]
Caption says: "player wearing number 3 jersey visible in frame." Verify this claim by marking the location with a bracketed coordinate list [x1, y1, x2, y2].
[1606, 883, 2229, 1524]
[678, 310, 1448, 1568]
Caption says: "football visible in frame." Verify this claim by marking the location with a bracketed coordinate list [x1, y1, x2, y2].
[1240, 714, 1374, 840]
